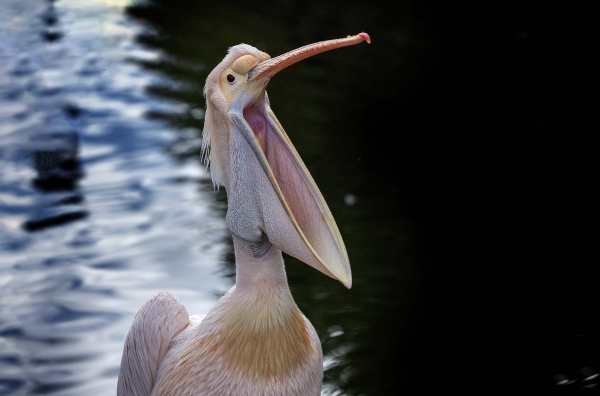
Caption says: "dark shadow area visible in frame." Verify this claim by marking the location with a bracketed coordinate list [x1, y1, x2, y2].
[32, 144, 82, 192]
[23, 210, 89, 232]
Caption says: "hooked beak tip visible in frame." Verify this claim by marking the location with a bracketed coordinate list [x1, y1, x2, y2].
[358, 32, 371, 43]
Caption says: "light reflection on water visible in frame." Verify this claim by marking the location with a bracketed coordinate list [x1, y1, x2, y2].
[0, 0, 230, 394]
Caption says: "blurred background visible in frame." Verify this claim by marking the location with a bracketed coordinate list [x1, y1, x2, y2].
[0, 0, 592, 395]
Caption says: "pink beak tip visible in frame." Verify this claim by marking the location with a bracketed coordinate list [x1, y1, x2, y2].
[358, 32, 371, 43]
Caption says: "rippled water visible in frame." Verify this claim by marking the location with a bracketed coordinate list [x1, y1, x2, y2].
[0, 1, 230, 394]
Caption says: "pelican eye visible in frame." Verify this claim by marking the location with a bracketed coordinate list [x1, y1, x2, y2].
[226, 74, 235, 84]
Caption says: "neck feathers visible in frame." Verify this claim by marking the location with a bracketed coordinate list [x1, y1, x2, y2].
[220, 282, 315, 378]
[152, 245, 322, 395]
[221, 244, 317, 378]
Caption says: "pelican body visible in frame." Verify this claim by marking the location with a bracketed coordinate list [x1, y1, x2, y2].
[118, 33, 370, 396]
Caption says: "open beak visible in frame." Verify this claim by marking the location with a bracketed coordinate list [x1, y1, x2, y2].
[230, 33, 369, 289]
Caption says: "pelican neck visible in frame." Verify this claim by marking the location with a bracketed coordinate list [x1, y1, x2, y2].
[232, 241, 292, 295]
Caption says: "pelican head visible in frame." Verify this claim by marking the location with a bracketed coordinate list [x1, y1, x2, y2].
[202, 33, 370, 288]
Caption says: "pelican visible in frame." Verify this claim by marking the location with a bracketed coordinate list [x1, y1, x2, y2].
[117, 32, 371, 396]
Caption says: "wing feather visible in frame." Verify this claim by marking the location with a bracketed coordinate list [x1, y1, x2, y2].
[117, 292, 189, 396]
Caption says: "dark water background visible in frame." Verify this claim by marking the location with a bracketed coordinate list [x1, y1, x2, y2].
[0, 0, 594, 395]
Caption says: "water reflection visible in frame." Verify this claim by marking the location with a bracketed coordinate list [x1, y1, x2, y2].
[1, 0, 229, 394]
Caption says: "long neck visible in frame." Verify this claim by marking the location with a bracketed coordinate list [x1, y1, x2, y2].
[210, 241, 316, 378]
[227, 241, 301, 328]
[233, 241, 289, 294]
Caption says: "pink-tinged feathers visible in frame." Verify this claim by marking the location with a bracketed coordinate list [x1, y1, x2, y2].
[117, 292, 189, 396]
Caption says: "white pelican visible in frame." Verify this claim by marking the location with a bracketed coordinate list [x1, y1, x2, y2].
[117, 32, 371, 396]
